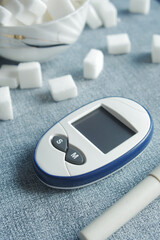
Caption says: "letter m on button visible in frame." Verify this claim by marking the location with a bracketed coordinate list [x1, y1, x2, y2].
[71, 152, 79, 160]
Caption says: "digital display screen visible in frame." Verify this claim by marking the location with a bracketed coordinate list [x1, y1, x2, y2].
[72, 107, 136, 154]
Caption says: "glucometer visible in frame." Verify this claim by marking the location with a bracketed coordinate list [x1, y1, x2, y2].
[34, 97, 153, 189]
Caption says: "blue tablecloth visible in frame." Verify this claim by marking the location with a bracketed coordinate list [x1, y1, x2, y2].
[0, 0, 160, 239]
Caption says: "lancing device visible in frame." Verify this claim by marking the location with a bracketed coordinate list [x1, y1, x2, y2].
[79, 166, 160, 240]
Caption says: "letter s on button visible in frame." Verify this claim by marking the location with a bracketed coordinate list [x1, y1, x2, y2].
[57, 139, 63, 145]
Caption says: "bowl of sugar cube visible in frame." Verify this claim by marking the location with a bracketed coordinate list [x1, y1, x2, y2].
[0, 0, 89, 62]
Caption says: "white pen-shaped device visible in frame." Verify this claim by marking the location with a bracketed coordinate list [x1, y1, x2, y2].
[79, 166, 160, 240]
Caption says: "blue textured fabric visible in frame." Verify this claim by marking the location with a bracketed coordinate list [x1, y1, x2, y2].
[0, 0, 160, 239]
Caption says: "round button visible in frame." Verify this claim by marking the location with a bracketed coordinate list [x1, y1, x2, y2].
[51, 136, 68, 153]
[65, 147, 85, 165]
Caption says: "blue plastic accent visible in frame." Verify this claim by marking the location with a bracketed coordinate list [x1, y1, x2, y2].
[33, 98, 154, 189]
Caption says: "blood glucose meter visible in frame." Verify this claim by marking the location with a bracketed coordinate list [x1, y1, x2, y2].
[34, 97, 153, 189]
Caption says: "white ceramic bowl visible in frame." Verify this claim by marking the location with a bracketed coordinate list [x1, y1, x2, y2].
[0, 0, 89, 62]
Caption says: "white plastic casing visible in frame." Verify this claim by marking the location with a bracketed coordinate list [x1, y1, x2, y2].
[35, 97, 151, 179]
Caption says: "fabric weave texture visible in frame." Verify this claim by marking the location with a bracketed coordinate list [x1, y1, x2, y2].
[0, 0, 160, 239]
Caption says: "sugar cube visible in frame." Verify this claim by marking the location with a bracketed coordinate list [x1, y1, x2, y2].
[3, 0, 24, 26]
[49, 75, 78, 102]
[4, 0, 23, 17]
[47, 0, 75, 20]
[152, 35, 160, 63]
[107, 34, 131, 55]
[0, 70, 18, 89]
[35, 9, 52, 24]
[129, 0, 150, 14]
[83, 49, 104, 79]
[87, 4, 103, 29]
[16, 10, 35, 25]
[18, 62, 43, 89]
[90, 0, 109, 13]
[22, 0, 47, 17]
[0, 5, 12, 25]
[16, 0, 36, 25]
[1, 64, 17, 70]
[6, 16, 22, 26]
[0, 86, 13, 120]
[41, 11, 52, 22]
[98, 2, 117, 28]
[1, 65, 18, 77]
[70, 0, 81, 9]
[1, 65, 19, 83]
